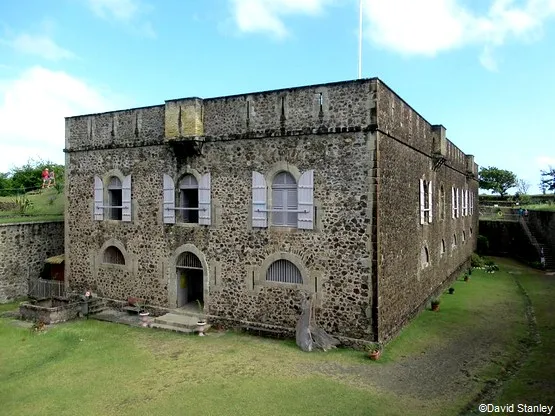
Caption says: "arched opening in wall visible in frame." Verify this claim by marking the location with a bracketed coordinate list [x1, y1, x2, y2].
[470, 227, 473, 236]
[421, 246, 429, 268]
[107, 176, 123, 220]
[272, 172, 297, 227]
[452, 234, 457, 249]
[178, 175, 199, 223]
[103, 246, 125, 265]
[462, 230, 466, 242]
[176, 251, 203, 308]
[266, 259, 303, 284]
[441, 239, 446, 256]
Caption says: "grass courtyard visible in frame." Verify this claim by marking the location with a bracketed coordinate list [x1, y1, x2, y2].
[0, 258, 553, 416]
[0, 187, 64, 223]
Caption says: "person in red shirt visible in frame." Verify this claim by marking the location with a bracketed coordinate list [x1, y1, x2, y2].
[41, 168, 49, 189]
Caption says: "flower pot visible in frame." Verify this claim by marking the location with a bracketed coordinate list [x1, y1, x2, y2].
[368, 350, 381, 361]
[139, 311, 150, 327]
[448, 288, 455, 295]
[197, 320, 206, 336]
[464, 276, 469, 282]
[431, 304, 440, 312]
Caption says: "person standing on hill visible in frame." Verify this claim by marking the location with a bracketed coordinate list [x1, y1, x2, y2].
[41, 168, 49, 189]
[48, 169, 56, 188]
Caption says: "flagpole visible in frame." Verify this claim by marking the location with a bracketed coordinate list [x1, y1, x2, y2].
[358, 0, 363, 79]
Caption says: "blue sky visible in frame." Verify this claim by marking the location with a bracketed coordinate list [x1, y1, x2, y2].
[0, 0, 554, 193]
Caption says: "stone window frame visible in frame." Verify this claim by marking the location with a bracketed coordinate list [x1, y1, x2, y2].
[254, 252, 316, 293]
[96, 238, 135, 274]
[101, 168, 132, 223]
[175, 169, 203, 227]
[250, 161, 321, 232]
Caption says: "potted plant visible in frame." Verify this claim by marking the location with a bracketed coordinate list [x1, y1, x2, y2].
[431, 298, 440, 311]
[366, 343, 382, 361]
[196, 299, 207, 336]
[463, 274, 470, 282]
[448, 287, 455, 295]
[135, 300, 150, 327]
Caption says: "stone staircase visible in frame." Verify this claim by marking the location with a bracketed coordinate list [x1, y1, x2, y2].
[87, 298, 108, 315]
[150, 309, 210, 334]
[522, 218, 555, 270]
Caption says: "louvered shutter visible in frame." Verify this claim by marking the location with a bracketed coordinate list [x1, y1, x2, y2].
[452, 187, 455, 219]
[456, 188, 460, 218]
[286, 188, 297, 226]
[163, 174, 175, 224]
[122, 175, 132, 222]
[428, 181, 433, 223]
[419, 179, 425, 224]
[252, 171, 267, 228]
[94, 176, 104, 221]
[297, 170, 314, 230]
[199, 172, 211, 226]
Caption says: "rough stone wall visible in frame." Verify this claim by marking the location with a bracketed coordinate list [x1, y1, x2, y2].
[374, 80, 478, 341]
[65, 80, 377, 341]
[525, 210, 555, 258]
[0, 221, 64, 303]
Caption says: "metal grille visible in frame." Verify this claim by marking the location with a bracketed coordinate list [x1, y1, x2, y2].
[266, 259, 302, 284]
[103, 246, 125, 265]
[176, 252, 202, 270]
[28, 278, 66, 299]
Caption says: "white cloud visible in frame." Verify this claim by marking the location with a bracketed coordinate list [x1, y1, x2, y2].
[87, 0, 156, 37]
[362, 0, 555, 69]
[231, 0, 334, 38]
[0, 33, 75, 61]
[537, 156, 555, 169]
[0, 67, 130, 173]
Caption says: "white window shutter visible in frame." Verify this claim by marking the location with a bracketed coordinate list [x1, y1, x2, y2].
[451, 187, 455, 219]
[419, 179, 425, 225]
[298, 170, 314, 230]
[470, 192, 474, 215]
[252, 171, 268, 228]
[163, 174, 175, 224]
[122, 175, 132, 222]
[455, 188, 461, 218]
[465, 190, 469, 216]
[94, 176, 104, 221]
[428, 181, 433, 223]
[199, 172, 211, 226]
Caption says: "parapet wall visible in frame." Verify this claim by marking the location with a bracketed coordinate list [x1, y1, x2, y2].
[0, 221, 64, 303]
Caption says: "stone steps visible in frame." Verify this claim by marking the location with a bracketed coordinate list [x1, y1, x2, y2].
[151, 312, 209, 335]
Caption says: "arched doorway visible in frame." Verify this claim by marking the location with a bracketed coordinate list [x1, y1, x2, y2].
[176, 251, 204, 308]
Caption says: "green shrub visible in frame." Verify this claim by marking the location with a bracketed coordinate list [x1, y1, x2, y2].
[477, 235, 489, 255]
[471, 253, 485, 268]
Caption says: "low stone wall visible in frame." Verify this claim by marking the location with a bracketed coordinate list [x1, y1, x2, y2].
[478, 220, 537, 263]
[0, 221, 64, 303]
[526, 210, 555, 257]
[19, 298, 80, 324]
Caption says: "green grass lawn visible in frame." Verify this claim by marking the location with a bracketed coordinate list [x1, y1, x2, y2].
[0, 187, 64, 223]
[520, 204, 555, 212]
[0, 260, 552, 416]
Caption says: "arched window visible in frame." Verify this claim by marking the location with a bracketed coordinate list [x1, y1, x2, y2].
[441, 239, 446, 256]
[107, 176, 122, 220]
[421, 246, 429, 268]
[452, 234, 457, 248]
[179, 175, 198, 223]
[272, 172, 297, 227]
[266, 259, 302, 284]
[462, 230, 466, 242]
[103, 246, 125, 265]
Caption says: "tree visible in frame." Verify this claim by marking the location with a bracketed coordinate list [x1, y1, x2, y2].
[9, 158, 64, 192]
[541, 167, 555, 193]
[517, 179, 530, 195]
[478, 166, 517, 197]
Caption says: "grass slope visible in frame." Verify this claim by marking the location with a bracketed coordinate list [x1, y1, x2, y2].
[0, 188, 64, 223]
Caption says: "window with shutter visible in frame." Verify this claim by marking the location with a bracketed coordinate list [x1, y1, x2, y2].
[122, 175, 132, 222]
[94, 176, 104, 221]
[179, 175, 199, 223]
[272, 172, 297, 227]
[163, 174, 176, 224]
[107, 176, 123, 220]
[198, 173, 211, 226]
[297, 170, 314, 230]
[252, 171, 268, 228]
[420, 179, 432, 224]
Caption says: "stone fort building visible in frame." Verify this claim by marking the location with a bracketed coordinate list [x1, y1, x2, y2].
[64, 78, 478, 343]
